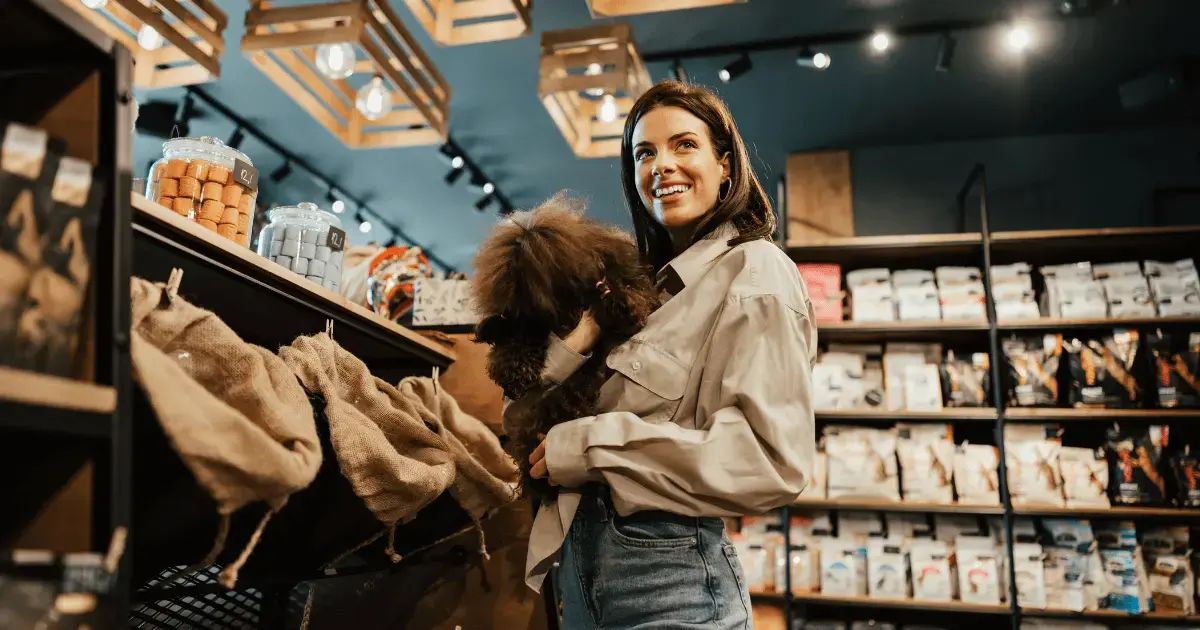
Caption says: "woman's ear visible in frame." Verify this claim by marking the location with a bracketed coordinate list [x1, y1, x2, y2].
[720, 152, 731, 181]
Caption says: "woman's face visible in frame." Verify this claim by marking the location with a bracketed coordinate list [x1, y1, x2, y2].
[631, 106, 729, 237]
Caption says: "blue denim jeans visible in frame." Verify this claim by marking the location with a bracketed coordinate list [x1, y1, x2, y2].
[555, 485, 752, 629]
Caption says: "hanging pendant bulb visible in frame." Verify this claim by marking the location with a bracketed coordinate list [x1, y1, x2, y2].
[315, 42, 356, 80]
[355, 76, 392, 121]
[79, 0, 108, 9]
[597, 94, 619, 124]
[137, 24, 163, 51]
[585, 62, 604, 97]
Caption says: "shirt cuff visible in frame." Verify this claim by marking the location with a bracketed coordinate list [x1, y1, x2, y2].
[546, 417, 598, 488]
[543, 334, 590, 385]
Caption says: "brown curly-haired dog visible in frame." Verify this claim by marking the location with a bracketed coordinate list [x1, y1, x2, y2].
[470, 192, 660, 504]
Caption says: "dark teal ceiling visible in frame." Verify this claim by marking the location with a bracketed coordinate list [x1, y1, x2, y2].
[132, 0, 1200, 271]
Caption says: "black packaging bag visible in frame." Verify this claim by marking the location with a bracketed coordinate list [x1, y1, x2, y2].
[1066, 330, 1143, 409]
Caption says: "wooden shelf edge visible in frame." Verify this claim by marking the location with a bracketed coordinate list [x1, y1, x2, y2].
[817, 408, 997, 421]
[131, 194, 455, 364]
[1005, 407, 1200, 419]
[792, 499, 1003, 514]
[999, 315, 1200, 330]
[751, 592, 1008, 614]
[992, 224, 1200, 243]
[1024, 608, 1200, 622]
[819, 320, 990, 332]
[1012, 505, 1200, 518]
[786, 232, 983, 250]
[0, 366, 116, 414]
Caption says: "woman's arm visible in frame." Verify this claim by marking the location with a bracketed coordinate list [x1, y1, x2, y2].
[542, 293, 815, 516]
[500, 312, 602, 437]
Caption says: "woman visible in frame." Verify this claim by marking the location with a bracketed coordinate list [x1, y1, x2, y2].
[509, 80, 816, 628]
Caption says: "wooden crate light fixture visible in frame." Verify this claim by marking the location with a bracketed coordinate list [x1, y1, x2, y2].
[587, 0, 745, 18]
[538, 23, 651, 159]
[57, 0, 226, 88]
[403, 0, 531, 46]
[241, 0, 450, 149]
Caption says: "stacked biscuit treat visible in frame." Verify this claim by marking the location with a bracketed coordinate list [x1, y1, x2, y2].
[260, 222, 343, 293]
[152, 158, 254, 247]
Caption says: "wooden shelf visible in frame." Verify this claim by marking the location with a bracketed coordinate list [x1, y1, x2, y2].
[1012, 505, 1200, 519]
[817, 408, 997, 422]
[792, 498, 1003, 515]
[0, 366, 115, 436]
[818, 320, 989, 342]
[132, 194, 454, 369]
[751, 591, 1009, 615]
[998, 315, 1200, 330]
[1024, 607, 1200, 625]
[1005, 407, 1200, 421]
[992, 225, 1200, 245]
[787, 233, 982, 266]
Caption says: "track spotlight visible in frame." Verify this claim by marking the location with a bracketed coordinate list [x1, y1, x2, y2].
[437, 142, 460, 166]
[1006, 21, 1033, 52]
[332, 200, 345, 213]
[228, 126, 245, 150]
[468, 173, 493, 195]
[870, 31, 892, 54]
[474, 194, 495, 212]
[445, 167, 465, 185]
[717, 54, 752, 83]
[796, 48, 831, 71]
[935, 33, 956, 72]
[358, 215, 372, 233]
[270, 161, 292, 182]
[672, 59, 688, 83]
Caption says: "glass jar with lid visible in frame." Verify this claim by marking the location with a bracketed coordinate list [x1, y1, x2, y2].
[257, 202, 346, 293]
[145, 136, 259, 247]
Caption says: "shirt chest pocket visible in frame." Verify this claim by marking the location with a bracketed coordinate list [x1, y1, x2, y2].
[600, 340, 689, 425]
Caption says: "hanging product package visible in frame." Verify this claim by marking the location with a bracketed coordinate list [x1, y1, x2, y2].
[1003, 334, 1063, 407]
[1059, 447, 1109, 508]
[1014, 542, 1048, 609]
[819, 538, 864, 596]
[909, 539, 953, 602]
[1065, 330, 1143, 409]
[941, 351, 990, 407]
[1169, 446, 1200, 508]
[867, 537, 909, 599]
[954, 443, 1000, 506]
[895, 424, 955, 504]
[956, 536, 1002, 605]
[1105, 425, 1168, 506]
[128, 277, 322, 587]
[1149, 330, 1200, 409]
[824, 426, 900, 502]
[1005, 424, 1065, 507]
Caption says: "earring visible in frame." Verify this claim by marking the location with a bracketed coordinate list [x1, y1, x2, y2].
[718, 178, 731, 202]
[596, 280, 611, 298]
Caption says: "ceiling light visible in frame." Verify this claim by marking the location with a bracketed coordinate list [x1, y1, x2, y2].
[1006, 22, 1032, 52]
[137, 24, 163, 51]
[270, 161, 292, 182]
[315, 42, 356, 80]
[935, 33, 956, 72]
[718, 54, 752, 83]
[359, 218, 372, 233]
[796, 48, 831, 71]
[332, 200, 345, 213]
[585, 62, 604, 97]
[228, 126, 245, 150]
[870, 31, 891, 53]
[450, 156, 464, 169]
[79, 0, 107, 9]
[597, 94, 619, 123]
[445, 167, 465, 185]
[355, 76, 392, 121]
[474, 194, 495, 212]
[482, 182, 495, 195]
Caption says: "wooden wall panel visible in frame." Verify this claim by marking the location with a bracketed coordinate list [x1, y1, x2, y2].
[786, 150, 854, 242]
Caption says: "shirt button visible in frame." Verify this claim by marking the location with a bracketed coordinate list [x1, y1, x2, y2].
[631, 360, 642, 371]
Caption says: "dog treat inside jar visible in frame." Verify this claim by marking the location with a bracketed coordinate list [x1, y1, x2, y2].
[145, 136, 259, 248]
[257, 202, 346, 293]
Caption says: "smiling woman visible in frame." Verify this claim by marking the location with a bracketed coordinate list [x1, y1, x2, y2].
[509, 80, 818, 629]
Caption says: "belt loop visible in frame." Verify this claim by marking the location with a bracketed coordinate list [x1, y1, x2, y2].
[596, 495, 608, 522]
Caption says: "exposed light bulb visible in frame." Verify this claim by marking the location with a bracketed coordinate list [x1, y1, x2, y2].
[355, 76, 392, 121]
[597, 93, 619, 124]
[870, 31, 891, 53]
[80, 0, 108, 9]
[813, 52, 831, 69]
[482, 182, 495, 195]
[137, 24, 163, 51]
[585, 62, 604, 97]
[315, 42, 355, 80]
[1006, 22, 1032, 51]
[450, 156, 464, 169]
[359, 219, 372, 233]
[331, 200, 345, 213]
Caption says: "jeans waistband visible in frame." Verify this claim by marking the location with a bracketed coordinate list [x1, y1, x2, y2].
[576, 483, 725, 531]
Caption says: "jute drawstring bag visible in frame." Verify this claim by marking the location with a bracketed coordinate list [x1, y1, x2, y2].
[129, 278, 321, 587]
[279, 334, 516, 563]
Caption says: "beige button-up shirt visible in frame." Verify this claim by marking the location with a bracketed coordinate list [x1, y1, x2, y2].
[503, 223, 817, 592]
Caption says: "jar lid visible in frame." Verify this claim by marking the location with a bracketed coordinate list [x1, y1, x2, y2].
[162, 136, 253, 166]
[267, 201, 343, 228]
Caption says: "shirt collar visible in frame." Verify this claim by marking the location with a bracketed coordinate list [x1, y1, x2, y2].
[655, 222, 740, 296]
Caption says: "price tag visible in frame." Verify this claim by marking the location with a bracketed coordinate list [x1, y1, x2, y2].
[326, 226, 347, 252]
[233, 159, 259, 192]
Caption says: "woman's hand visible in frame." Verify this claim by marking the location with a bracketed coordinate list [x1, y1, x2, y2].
[529, 434, 558, 486]
[562, 310, 601, 356]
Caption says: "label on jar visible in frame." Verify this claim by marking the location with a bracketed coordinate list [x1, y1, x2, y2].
[2, 123, 49, 179]
[326, 226, 347, 252]
[233, 159, 259, 191]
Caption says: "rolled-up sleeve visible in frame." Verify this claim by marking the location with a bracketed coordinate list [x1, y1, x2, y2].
[545, 293, 815, 516]
[501, 334, 590, 437]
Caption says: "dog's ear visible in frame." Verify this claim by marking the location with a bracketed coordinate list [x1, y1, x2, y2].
[473, 314, 508, 345]
[594, 231, 659, 334]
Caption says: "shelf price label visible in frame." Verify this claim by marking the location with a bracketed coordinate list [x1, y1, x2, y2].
[233, 159, 259, 192]
[326, 226, 346, 252]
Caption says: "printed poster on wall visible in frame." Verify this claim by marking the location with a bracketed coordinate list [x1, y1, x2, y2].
[412, 277, 479, 327]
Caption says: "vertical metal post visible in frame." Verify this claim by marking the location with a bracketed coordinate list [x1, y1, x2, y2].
[967, 164, 1022, 630]
[96, 42, 134, 626]
[781, 504, 792, 629]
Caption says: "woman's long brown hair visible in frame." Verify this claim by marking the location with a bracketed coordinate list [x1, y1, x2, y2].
[620, 80, 776, 274]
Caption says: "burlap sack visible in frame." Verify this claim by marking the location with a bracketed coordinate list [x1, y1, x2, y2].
[278, 334, 517, 562]
[129, 277, 321, 586]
